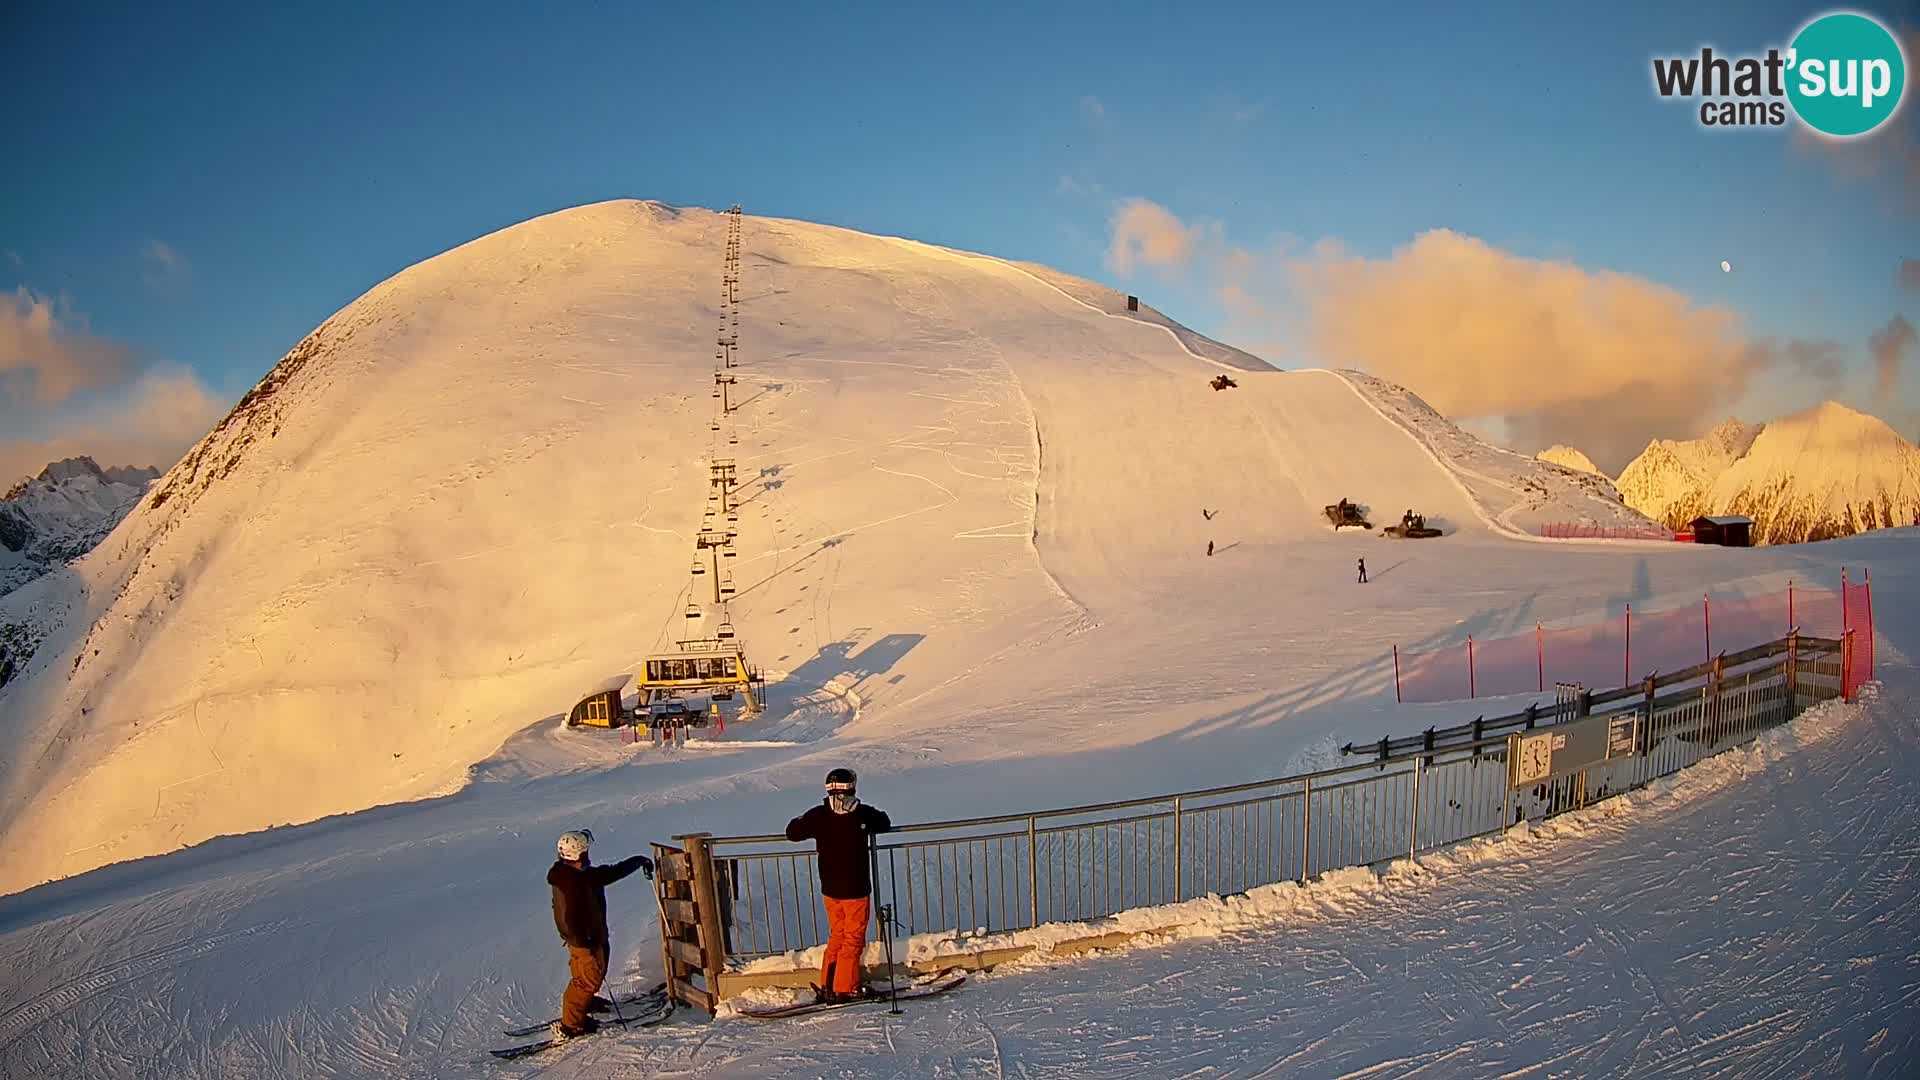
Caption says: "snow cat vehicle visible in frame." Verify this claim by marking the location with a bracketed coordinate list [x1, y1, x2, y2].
[1383, 510, 1442, 538]
[1325, 499, 1370, 530]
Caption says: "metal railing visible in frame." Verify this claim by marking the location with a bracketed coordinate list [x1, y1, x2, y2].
[1352, 630, 1825, 762]
[692, 631, 1854, 963]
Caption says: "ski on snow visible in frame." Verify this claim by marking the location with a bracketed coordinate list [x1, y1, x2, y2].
[500, 983, 669, 1037]
[488, 997, 675, 1059]
[735, 972, 966, 1019]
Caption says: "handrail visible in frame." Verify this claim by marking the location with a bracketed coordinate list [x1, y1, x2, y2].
[692, 630, 1841, 849]
[1346, 631, 1835, 759]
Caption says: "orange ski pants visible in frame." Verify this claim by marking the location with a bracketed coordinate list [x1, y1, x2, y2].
[561, 943, 608, 1029]
[819, 896, 870, 994]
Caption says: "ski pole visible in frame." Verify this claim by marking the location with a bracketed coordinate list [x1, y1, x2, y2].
[869, 837, 902, 1015]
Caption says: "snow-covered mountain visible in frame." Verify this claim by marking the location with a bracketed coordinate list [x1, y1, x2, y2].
[0, 456, 159, 599]
[1535, 444, 1601, 477]
[0, 199, 1652, 895]
[1616, 405, 1920, 544]
[1615, 418, 1762, 530]
[0, 198, 1911, 1080]
[1702, 402, 1920, 544]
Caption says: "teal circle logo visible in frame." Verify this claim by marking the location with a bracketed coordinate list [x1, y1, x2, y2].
[1786, 12, 1906, 136]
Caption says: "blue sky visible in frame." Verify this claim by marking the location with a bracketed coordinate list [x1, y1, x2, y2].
[3, 0, 1916, 479]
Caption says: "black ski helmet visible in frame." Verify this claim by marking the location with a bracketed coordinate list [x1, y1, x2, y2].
[824, 767, 857, 792]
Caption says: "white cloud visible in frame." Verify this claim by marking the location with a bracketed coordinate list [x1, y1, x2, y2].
[142, 239, 191, 292]
[1081, 94, 1105, 120]
[1871, 315, 1915, 395]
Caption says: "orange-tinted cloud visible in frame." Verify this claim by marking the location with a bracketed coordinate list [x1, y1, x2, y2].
[1100, 201, 1855, 474]
[0, 366, 226, 485]
[1, 288, 131, 404]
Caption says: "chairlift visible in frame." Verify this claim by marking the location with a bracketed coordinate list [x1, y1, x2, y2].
[690, 558, 706, 576]
[684, 602, 701, 620]
[728, 435, 739, 445]
[722, 546, 738, 559]
[719, 574, 736, 598]
[716, 620, 737, 641]
[711, 420, 721, 431]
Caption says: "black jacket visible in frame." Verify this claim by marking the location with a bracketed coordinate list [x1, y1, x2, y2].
[785, 800, 892, 899]
[549, 855, 649, 949]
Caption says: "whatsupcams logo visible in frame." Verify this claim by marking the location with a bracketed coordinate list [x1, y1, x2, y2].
[1651, 10, 1907, 136]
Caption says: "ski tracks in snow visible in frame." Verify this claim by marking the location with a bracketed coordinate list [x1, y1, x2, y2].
[0, 915, 296, 1053]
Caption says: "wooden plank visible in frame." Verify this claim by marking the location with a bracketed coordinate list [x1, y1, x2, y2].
[661, 898, 701, 925]
[656, 854, 693, 882]
[671, 980, 715, 1013]
[668, 937, 707, 969]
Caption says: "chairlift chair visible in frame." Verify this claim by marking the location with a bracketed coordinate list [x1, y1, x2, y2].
[690, 558, 706, 575]
[684, 601, 701, 620]
[719, 573, 736, 598]
[716, 620, 737, 641]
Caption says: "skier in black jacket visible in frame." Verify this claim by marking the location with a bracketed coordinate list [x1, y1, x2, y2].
[548, 829, 653, 1039]
[785, 768, 892, 1001]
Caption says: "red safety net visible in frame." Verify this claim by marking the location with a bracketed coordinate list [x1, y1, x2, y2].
[1844, 572, 1875, 698]
[1394, 574, 1871, 704]
[1471, 630, 1548, 697]
[1537, 522, 1677, 541]
[1395, 641, 1469, 704]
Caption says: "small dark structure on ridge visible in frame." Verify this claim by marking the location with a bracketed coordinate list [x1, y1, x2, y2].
[1690, 514, 1754, 547]
[1126, 295, 1139, 312]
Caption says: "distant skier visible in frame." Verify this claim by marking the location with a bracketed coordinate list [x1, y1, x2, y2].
[1202, 509, 1216, 520]
[1357, 557, 1367, 584]
[548, 829, 654, 1041]
[785, 769, 892, 1002]
[1207, 540, 1215, 557]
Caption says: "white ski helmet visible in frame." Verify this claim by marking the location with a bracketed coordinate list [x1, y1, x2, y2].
[557, 828, 594, 861]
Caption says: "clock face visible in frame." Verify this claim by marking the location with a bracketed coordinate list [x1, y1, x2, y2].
[1516, 734, 1552, 784]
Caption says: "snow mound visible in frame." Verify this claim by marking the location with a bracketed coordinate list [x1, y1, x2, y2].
[0, 200, 1658, 893]
[1535, 444, 1602, 477]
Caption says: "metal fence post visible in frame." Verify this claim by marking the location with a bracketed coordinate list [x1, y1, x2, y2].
[1409, 757, 1423, 859]
[1300, 777, 1312, 883]
[1785, 630, 1799, 710]
[1026, 815, 1039, 928]
[1172, 796, 1184, 901]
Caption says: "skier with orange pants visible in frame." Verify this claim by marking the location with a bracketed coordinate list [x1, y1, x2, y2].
[785, 768, 893, 1002]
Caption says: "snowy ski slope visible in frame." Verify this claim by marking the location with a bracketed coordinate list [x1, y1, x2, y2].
[0, 201, 1909, 1079]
